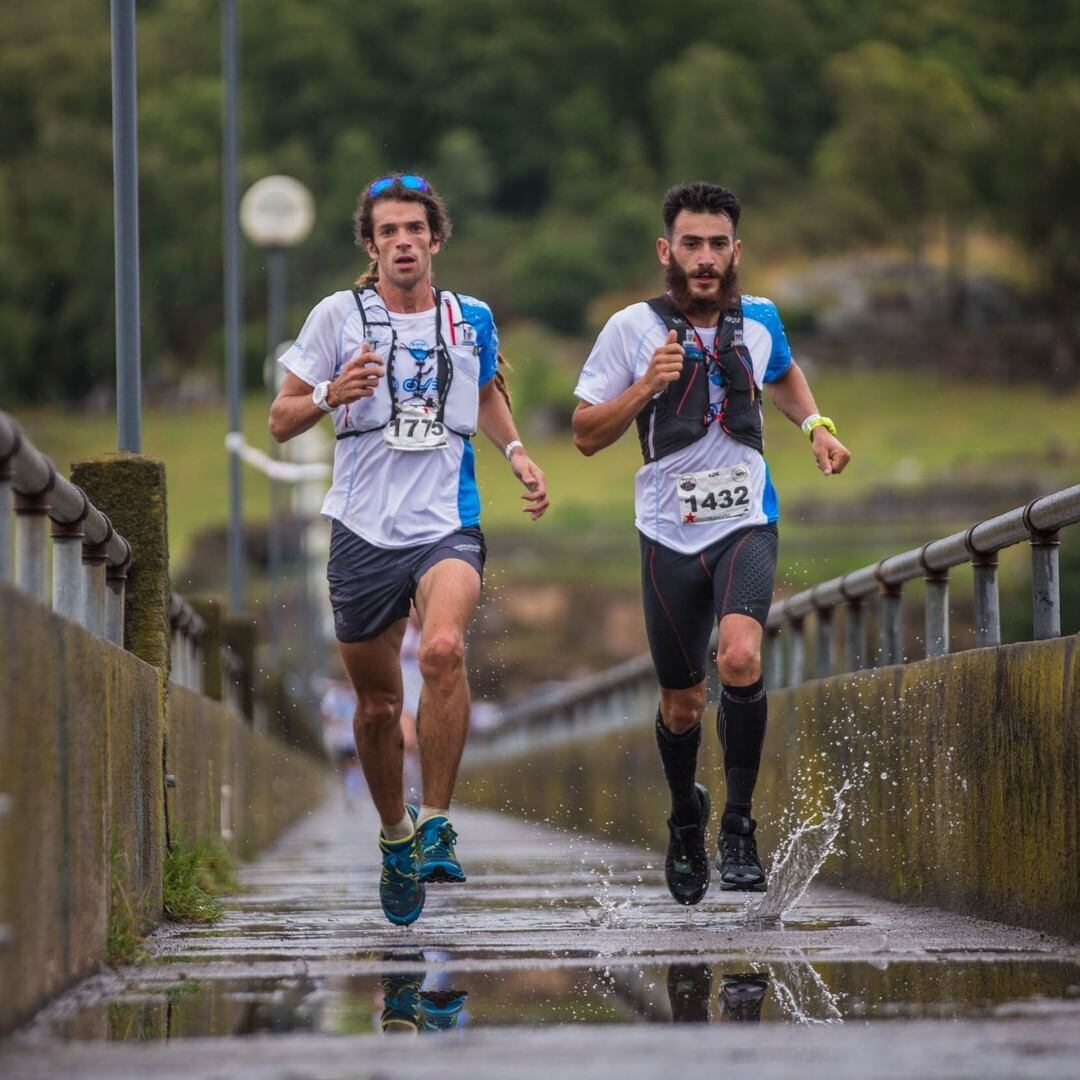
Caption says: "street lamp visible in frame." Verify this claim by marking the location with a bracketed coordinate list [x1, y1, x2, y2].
[239, 176, 315, 656]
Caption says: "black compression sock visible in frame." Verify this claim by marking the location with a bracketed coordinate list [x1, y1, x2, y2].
[716, 678, 767, 818]
[655, 711, 702, 825]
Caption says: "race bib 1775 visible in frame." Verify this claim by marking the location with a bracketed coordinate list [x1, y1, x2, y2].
[382, 402, 448, 452]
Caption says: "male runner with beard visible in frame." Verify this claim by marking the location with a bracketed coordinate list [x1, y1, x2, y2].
[572, 182, 849, 904]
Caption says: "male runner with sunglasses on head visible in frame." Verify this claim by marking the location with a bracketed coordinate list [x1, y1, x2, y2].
[572, 182, 849, 905]
[270, 173, 549, 926]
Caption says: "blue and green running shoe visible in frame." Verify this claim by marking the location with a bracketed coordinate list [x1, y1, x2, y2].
[420, 989, 469, 1032]
[416, 815, 466, 883]
[380, 971, 422, 1033]
[378, 831, 425, 926]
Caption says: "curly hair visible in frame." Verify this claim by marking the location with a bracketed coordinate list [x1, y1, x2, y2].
[662, 181, 741, 235]
[352, 174, 512, 410]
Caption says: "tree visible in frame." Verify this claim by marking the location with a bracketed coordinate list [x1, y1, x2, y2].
[816, 40, 985, 306]
[983, 78, 1080, 385]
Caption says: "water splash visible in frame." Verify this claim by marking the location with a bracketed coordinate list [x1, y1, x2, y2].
[588, 864, 637, 928]
[769, 960, 843, 1024]
[745, 782, 850, 924]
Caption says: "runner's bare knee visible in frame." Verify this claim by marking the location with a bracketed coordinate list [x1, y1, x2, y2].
[354, 691, 402, 732]
[660, 684, 706, 732]
[717, 640, 761, 685]
[419, 631, 466, 684]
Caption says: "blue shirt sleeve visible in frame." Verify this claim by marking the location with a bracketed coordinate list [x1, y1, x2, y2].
[759, 300, 792, 384]
[459, 296, 499, 386]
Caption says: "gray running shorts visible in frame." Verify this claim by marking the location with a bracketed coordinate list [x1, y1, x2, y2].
[327, 519, 486, 643]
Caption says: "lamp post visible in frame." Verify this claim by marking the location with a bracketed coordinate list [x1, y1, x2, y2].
[221, 0, 243, 613]
[110, 0, 142, 452]
[239, 176, 315, 655]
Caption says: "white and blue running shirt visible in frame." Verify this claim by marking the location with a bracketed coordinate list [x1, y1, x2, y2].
[278, 289, 498, 549]
[574, 297, 792, 555]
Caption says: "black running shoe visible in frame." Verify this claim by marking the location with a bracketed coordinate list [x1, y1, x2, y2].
[719, 972, 770, 1022]
[667, 962, 712, 1023]
[716, 812, 767, 892]
[664, 783, 711, 906]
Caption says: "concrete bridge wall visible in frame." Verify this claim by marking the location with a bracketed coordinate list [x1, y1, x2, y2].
[460, 634, 1079, 938]
[0, 583, 328, 1033]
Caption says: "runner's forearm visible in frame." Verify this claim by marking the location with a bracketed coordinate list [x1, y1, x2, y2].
[766, 362, 819, 427]
[572, 379, 657, 456]
[477, 380, 522, 454]
[269, 390, 325, 443]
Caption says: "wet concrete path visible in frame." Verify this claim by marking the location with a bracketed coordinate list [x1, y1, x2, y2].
[3, 795, 1079, 1078]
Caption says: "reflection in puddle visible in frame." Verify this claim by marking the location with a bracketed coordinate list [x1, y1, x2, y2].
[53, 955, 1080, 1041]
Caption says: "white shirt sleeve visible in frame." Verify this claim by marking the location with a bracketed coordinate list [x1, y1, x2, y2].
[574, 309, 641, 405]
[277, 296, 341, 389]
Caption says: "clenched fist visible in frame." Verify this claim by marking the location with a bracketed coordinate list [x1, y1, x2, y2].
[327, 346, 385, 407]
[643, 329, 685, 394]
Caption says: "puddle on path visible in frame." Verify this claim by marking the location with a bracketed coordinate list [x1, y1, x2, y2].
[54, 957, 1080, 1040]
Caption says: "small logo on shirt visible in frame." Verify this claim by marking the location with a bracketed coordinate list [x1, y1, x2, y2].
[580, 368, 597, 378]
[407, 339, 436, 361]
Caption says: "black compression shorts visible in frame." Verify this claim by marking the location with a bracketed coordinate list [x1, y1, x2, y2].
[639, 524, 778, 690]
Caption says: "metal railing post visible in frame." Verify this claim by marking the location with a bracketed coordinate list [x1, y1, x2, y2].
[764, 626, 784, 690]
[847, 600, 866, 672]
[14, 490, 50, 604]
[0, 456, 12, 583]
[814, 606, 834, 678]
[786, 616, 805, 688]
[972, 552, 1001, 647]
[924, 569, 950, 658]
[878, 581, 903, 666]
[51, 519, 86, 625]
[1030, 529, 1061, 641]
[105, 557, 128, 647]
[82, 539, 109, 637]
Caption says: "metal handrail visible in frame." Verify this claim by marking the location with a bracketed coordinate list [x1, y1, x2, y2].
[0, 412, 131, 571]
[1, 410, 132, 644]
[765, 483, 1079, 688]
[768, 486, 1080, 624]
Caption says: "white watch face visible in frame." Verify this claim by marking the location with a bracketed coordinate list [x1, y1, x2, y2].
[314, 381, 329, 408]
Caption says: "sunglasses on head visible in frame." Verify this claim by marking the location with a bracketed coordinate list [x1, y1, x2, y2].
[367, 174, 431, 197]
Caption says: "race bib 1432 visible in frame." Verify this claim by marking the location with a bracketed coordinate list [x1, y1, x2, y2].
[676, 464, 752, 524]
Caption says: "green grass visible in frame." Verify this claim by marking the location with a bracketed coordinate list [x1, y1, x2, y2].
[14, 367, 1080, 569]
[107, 830, 148, 967]
[162, 840, 238, 924]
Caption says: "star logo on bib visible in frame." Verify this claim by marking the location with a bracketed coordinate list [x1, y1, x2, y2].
[684, 512, 696, 523]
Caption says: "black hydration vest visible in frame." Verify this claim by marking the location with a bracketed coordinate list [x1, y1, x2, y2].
[635, 295, 764, 464]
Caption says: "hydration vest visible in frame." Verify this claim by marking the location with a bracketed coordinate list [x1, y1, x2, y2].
[335, 286, 481, 440]
[635, 296, 764, 464]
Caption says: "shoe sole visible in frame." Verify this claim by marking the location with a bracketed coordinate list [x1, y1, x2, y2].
[718, 879, 768, 892]
[420, 863, 467, 884]
[382, 893, 426, 925]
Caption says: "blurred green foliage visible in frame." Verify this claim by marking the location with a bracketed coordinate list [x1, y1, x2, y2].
[3, 0, 1080, 405]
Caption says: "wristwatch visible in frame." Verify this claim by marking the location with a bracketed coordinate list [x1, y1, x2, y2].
[312, 380, 333, 412]
[801, 413, 837, 440]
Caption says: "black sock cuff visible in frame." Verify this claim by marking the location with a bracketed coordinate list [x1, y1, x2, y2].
[721, 677, 765, 703]
[656, 712, 702, 743]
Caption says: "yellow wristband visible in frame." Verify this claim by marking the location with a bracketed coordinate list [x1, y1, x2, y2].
[804, 415, 837, 441]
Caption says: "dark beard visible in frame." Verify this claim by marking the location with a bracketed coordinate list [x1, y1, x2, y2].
[665, 259, 740, 320]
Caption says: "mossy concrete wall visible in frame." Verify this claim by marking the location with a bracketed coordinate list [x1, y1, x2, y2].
[0, 582, 162, 1033]
[167, 685, 327, 859]
[459, 634, 1080, 938]
[0, 583, 330, 1034]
